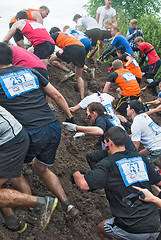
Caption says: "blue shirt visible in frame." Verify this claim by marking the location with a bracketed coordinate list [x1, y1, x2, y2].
[112, 34, 134, 56]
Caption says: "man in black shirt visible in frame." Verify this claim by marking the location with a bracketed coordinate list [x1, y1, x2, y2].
[0, 42, 79, 221]
[72, 126, 161, 239]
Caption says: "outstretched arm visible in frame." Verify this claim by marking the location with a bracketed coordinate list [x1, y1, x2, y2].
[103, 82, 112, 93]
[43, 83, 72, 118]
[3, 22, 19, 43]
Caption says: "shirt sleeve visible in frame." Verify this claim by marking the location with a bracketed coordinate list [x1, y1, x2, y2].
[79, 96, 90, 109]
[96, 6, 101, 14]
[106, 72, 118, 83]
[77, 18, 82, 26]
[96, 116, 113, 132]
[84, 162, 108, 191]
[31, 69, 49, 87]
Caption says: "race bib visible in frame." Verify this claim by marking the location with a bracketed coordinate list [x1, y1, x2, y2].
[29, 22, 44, 29]
[121, 72, 136, 82]
[116, 157, 149, 187]
[149, 121, 161, 136]
[0, 69, 39, 99]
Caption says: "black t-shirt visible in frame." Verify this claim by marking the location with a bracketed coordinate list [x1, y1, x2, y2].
[106, 72, 118, 83]
[95, 115, 136, 152]
[50, 33, 59, 43]
[0, 65, 57, 130]
[85, 150, 161, 233]
[122, 53, 128, 62]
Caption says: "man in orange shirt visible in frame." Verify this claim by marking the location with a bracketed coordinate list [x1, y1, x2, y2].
[103, 59, 141, 114]
[9, 6, 50, 48]
[49, 27, 86, 99]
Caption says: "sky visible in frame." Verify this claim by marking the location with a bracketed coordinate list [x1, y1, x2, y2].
[0, 0, 88, 44]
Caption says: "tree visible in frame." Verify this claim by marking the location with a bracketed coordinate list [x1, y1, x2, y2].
[84, 0, 161, 21]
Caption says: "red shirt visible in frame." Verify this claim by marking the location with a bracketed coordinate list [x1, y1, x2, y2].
[10, 46, 47, 69]
[21, 20, 55, 47]
[138, 42, 160, 65]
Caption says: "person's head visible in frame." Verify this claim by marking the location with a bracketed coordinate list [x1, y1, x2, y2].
[103, 19, 112, 30]
[116, 45, 126, 58]
[15, 11, 28, 20]
[73, 14, 82, 23]
[127, 100, 144, 119]
[134, 36, 144, 46]
[130, 19, 138, 29]
[105, 0, 112, 7]
[153, 156, 161, 174]
[112, 59, 123, 70]
[63, 25, 70, 32]
[87, 102, 106, 125]
[104, 126, 127, 154]
[87, 81, 100, 95]
[111, 26, 119, 36]
[49, 27, 61, 35]
[0, 42, 13, 66]
[39, 6, 50, 19]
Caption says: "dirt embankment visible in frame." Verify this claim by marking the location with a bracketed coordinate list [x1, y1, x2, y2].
[1, 59, 161, 240]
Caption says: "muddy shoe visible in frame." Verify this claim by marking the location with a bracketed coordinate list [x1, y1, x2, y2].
[36, 196, 58, 232]
[4, 214, 27, 233]
[61, 70, 75, 82]
[67, 204, 79, 218]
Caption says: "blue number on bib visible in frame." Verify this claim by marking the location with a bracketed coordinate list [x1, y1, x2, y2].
[121, 72, 136, 82]
[116, 157, 149, 187]
[0, 69, 39, 99]
[149, 121, 161, 135]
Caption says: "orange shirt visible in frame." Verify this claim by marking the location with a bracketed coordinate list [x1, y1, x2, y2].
[10, 9, 40, 24]
[115, 68, 141, 96]
[122, 53, 142, 79]
[54, 32, 84, 48]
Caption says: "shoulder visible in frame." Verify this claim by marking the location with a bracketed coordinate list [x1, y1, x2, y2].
[107, 72, 118, 82]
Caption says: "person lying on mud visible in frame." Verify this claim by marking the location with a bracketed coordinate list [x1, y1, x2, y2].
[63, 102, 136, 169]
[0, 106, 58, 233]
[0, 42, 79, 224]
[72, 126, 161, 240]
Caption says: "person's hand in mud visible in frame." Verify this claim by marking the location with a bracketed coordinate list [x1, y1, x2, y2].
[117, 114, 128, 124]
[73, 132, 85, 141]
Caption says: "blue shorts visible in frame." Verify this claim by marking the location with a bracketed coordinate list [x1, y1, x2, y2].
[25, 120, 61, 166]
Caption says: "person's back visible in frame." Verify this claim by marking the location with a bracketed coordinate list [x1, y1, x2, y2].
[10, 9, 40, 24]
[77, 16, 99, 30]
[112, 33, 134, 56]
[115, 68, 140, 96]
[10, 45, 47, 69]
[20, 19, 54, 47]
[51, 31, 84, 49]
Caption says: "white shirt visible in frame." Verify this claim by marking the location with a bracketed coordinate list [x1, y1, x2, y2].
[131, 113, 161, 151]
[0, 106, 22, 145]
[79, 93, 122, 127]
[77, 16, 99, 30]
[96, 6, 116, 29]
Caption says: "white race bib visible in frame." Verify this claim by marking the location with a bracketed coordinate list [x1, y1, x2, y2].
[0, 69, 39, 99]
[116, 157, 149, 187]
[121, 72, 136, 82]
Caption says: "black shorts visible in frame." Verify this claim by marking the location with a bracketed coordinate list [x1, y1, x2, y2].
[99, 30, 112, 41]
[34, 67, 48, 79]
[56, 45, 86, 68]
[0, 128, 29, 179]
[114, 93, 141, 114]
[34, 41, 55, 59]
[9, 22, 24, 43]
[85, 28, 102, 47]
[25, 120, 61, 166]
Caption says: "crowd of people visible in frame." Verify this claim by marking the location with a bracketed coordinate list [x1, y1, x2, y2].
[0, 0, 161, 239]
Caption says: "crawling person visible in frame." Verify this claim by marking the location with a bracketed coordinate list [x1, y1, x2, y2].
[49, 27, 86, 99]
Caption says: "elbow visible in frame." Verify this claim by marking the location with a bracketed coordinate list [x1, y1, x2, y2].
[98, 129, 104, 136]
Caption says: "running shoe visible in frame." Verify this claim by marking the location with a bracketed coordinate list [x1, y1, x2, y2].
[38, 197, 58, 232]
[5, 216, 27, 233]
[61, 70, 75, 82]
